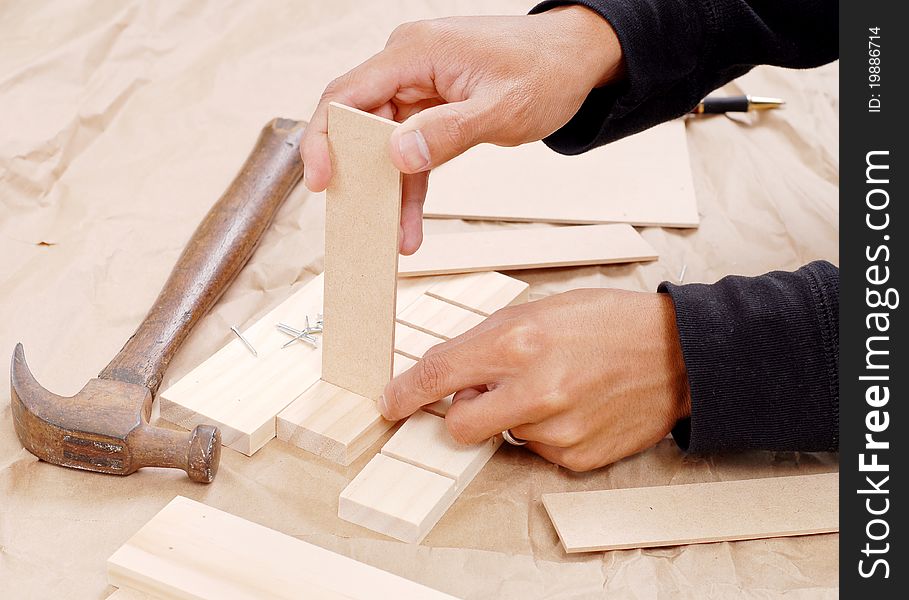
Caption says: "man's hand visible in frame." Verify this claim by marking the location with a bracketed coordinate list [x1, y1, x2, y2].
[379, 289, 691, 472]
[301, 7, 624, 255]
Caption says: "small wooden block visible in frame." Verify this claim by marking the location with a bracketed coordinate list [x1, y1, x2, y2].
[322, 102, 401, 399]
[159, 275, 325, 456]
[422, 395, 453, 417]
[396, 295, 485, 340]
[394, 322, 444, 360]
[398, 224, 657, 276]
[275, 354, 415, 465]
[276, 379, 386, 465]
[542, 472, 839, 553]
[381, 411, 501, 492]
[339, 454, 458, 544]
[108, 496, 456, 599]
[423, 120, 699, 227]
[426, 271, 529, 316]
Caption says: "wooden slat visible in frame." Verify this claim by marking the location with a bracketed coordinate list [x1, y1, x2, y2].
[396, 295, 485, 340]
[425, 271, 528, 316]
[108, 496, 457, 599]
[381, 410, 501, 491]
[423, 120, 698, 227]
[159, 275, 324, 456]
[398, 224, 657, 276]
[322, 102, 401, 399]
[276, 354, 416, 466]
[394, 322, 445, 360]
[339, 454, 458, 544]
[542, 472, 839, 553]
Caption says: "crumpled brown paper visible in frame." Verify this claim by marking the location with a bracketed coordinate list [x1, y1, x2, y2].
[1, 1, 838, 598]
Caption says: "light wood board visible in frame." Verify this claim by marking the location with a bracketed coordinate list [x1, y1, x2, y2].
[339, 453, 458, 544]
[322, 102, 402, 399]
[425, 271, 528, 316]
[276, 353, 416, 466]
[423, 120, 699, 227]
[542, 472, 839, 553]
[382, 410, 501, 491]
[397, 294, 486, 340]
[159, 275, 325, 456]
[394, 322, 445, 360]
[108, 496, 457, 599]
[398, 224, 657, 276]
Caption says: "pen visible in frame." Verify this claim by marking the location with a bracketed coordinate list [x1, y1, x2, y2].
[692, 95, 785, 114]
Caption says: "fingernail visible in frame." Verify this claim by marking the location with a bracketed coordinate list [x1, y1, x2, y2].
[303, 170, 312, 190]
[378, 393, 388, 417]
[398, 130, 431, 172]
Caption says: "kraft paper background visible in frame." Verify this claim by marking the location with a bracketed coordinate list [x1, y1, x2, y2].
[1, 1, 839, 598]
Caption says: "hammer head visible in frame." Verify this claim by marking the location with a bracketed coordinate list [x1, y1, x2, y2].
[10, 344, 220, 483]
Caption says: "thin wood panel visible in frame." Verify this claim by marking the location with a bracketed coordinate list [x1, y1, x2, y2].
[426, 271, 529, 316]
[381, 410, 501, 491]
[159, 275, 325, 455]
[322, 102, 401, 399]
[396, 295, 485, 340]
[339, 453, 458, 544]
[398, 224, 657, 276]
[108, 496, 457, 599]
[542, 472, 839, 553]
[423, 121, 698, 227]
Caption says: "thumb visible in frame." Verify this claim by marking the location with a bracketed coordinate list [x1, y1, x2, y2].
[389, 99, 493, 174]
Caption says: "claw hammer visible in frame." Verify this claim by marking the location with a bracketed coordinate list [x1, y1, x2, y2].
[10, 118, 306, 483]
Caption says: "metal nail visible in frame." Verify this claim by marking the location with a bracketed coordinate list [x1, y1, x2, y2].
[230, 326, 258, 357]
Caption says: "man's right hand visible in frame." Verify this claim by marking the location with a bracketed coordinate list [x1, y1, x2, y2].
[300, 6, 624, 255]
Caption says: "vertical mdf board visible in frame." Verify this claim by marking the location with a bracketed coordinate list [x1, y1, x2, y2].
[322, 102, 401, 399]
[108, 496, 457, 599]
[542, 472, 839, 553]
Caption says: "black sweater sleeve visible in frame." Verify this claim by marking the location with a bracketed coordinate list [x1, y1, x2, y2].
[660, 261, 839, 453]
[530, 0, 838, 152]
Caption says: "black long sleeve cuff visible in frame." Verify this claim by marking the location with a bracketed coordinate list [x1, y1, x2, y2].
[658, 261, 839, 453]
[530, 0, 838, 152]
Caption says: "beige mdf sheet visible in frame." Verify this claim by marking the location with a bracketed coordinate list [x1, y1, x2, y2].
[108, 496, 457, 599]
[322, 102, 402, 399]
[397, 223, 657, 276]
[543, 472, 839, 553]
[422, 120, 698, 227]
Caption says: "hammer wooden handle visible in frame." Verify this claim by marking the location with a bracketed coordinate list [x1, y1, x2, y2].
[99, 118, 306, 393]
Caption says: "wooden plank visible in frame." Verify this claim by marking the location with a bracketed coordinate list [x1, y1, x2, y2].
[381, 411, 501, 492]
[396, 295, 485, 340]
[542, 472, 839, 554]
[423, 121, 698, 227]
[425, 271, 529, 316]
[422, 395, 453, 417]
[339, 454, 458, 544]
[159, 275, 325, 456]
[275, 354, 416, 466]
[108, 496, 457, 599]
[322, 102, 401, 399]
[398, 224, 657, 276]
[394, 322, 445, 360]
